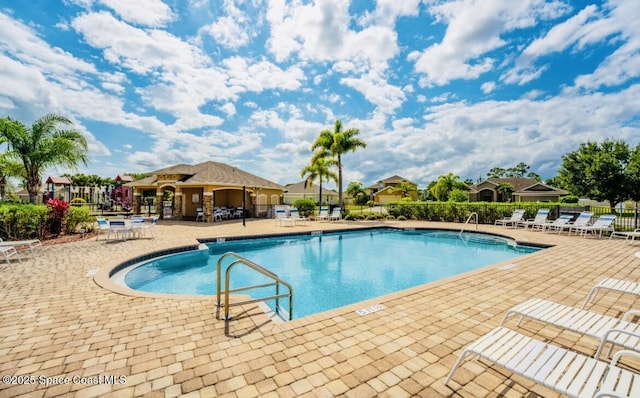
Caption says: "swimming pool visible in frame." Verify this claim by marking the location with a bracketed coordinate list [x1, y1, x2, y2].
[123, 228, 540, 320]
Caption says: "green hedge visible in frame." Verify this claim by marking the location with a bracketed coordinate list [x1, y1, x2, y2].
[386, 201, 557, 224]
[0, 203, 96, 240]
[0, 204, 49, 240]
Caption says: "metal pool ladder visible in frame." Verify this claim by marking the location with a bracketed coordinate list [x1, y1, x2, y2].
[459, 212, 479, 236]
[216, 252, 293, 321]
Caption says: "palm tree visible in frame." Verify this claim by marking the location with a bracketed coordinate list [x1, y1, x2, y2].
[428, 173, 468, 201]
[392, 180, 418, 198]
[496, 182, 515, 202]
[0, 114, 88, 203]
[345, 181, 367, 205]
[300, 154, 337, 205]
[311, 120, 366, 208]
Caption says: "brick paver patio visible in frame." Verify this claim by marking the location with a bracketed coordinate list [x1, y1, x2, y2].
[1, 219, 639, 397]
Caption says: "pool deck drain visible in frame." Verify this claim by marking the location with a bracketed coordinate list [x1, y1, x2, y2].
[1, 218, 639, 397]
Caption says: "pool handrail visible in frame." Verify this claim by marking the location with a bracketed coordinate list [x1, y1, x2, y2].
[459, 212, 479, 236]
[216, 251, 293, 321]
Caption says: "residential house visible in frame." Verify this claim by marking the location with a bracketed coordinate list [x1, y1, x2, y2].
[283, 181, 338, 205]
[467, 178, 568, 202]
[367, 175, 419, 204]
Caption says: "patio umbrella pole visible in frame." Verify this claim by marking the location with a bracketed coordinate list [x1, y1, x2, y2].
[242, 186, 246, 227]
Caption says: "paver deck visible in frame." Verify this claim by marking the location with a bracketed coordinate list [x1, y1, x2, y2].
[1, 218, 639, 397]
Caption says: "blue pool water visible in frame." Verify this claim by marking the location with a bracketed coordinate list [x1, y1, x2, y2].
[124, 229, 540, 320]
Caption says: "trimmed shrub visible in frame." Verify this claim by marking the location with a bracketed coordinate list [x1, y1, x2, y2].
[292, 198, 316, 217]
[64, 206, 95, 235]
[0, 203, 49, 240]
[559, 195, 579, 204]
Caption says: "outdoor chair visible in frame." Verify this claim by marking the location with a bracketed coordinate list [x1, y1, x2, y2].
[517, 208, 550, 230]
[446, 326, 640, 397]
[132, 216, 158, 239]
[500, 297, 640, 360]
[196, 208, 204, 222]
[583, 278, 640, 309]
[1, 246, 21, 270]
[0, 237, 43, 259]
[542, 215, 574, 233]
[290, 208, 310, 225]
[274, 208, 294, 227]
[328, 207, 342, 221]
[570, 214, 616, 238]
[494, 209, 525, 228]
[315, 206, 329, 221]
[213, 208, 223, 222]
[555, 211, 594, 234]
[95, 218, 110, 241]
[610, 229, 640, 244]
[106, 220, 132, 242]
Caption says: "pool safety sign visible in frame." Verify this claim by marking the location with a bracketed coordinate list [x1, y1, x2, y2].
[356, 304, 385, 316]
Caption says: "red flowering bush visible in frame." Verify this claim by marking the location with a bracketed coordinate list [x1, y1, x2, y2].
[46, 198, 69, 237]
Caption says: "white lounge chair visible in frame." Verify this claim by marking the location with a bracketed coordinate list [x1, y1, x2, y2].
[517, 208, 550, 230]
[315, 206, 329, 222]
[570, 214, 616, 238]
[556, 211, 594, 234]
[542, 215, 574, 233]
[0, 237, 43, 259]
[571, 214, 616, 237]
[500, 298, 640, 359]
[583, 278, 640, 309]
[446, 326, 640, 397]
[610, 229, 640, 244]
[274, 208, 294, 227]
[494, 209, 525, 228]
[289, 208, 309, 225]
[328, 207, 342, 222]
[1, 246, 21, 269]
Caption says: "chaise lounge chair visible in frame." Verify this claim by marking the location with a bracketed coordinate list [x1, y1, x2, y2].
[583, 278, 640, 309]
[289, 208, 309, 225]
[494, 209, 525, 228]
[315, 206, 329, 222]
[1, 246, 21, 269]
[0, 237, 43, 259]
[274, 208, 294, 227]
[610, 229, 640, 244]
[570, 214, 616, 238]
[328, 207, 342, 222]
[446, 326, 640, 397]
[517, 208, 550, 230]
[500, 298, 640, 359]
[556, 211, 594, 235]
[542, 215, 574, 233]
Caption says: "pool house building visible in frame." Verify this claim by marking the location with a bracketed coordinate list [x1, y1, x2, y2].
[127, 161, 283, 221]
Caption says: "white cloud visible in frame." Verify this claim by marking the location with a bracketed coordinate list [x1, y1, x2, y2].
[414, 0, 571, 87]
[98, 0, 175, 27]
[481, 81, 496, 94]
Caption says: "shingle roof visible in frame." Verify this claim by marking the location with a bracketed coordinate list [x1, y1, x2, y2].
[468, 178, 567, 194]
[45, 176, 72, 185]
[133, 161, 282, 189]
[284, 181, 338, 195]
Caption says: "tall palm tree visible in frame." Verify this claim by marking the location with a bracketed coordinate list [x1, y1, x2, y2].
[311, 120, 366, 208]
[300, 154, 337, 206]
[0, 114, 88, 203]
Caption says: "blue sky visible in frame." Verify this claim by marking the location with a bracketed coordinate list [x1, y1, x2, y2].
[0, 0, 639, 189]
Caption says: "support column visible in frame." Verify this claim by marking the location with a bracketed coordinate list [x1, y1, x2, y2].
[174, 192, 183, 220]
[133, 191, 141, 215]
[203, 192, 213, 222]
